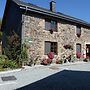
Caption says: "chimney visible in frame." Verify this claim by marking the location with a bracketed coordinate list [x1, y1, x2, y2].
[50, 1, 56, 12]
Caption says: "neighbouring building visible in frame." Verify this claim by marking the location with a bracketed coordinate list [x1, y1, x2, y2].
[1, 0, 90, 63]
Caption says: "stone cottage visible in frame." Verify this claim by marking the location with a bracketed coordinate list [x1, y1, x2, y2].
[1, 0, 90, 63]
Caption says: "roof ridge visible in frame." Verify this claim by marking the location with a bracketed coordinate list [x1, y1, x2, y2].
[12, 0, 90, 27]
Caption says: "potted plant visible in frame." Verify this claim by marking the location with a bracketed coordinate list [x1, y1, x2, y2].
[76, 52, 81, 58]
[41, 58, 52, 65]
[49, 29, 53, 34]
[77, 33, 81, 37]
[48, 52, 54, 59]
[64, 45, 73, 50]
[41, 52, 54, 65]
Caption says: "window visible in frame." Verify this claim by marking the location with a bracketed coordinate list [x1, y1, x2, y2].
[76, 26, 81, 37]
[45, 19, 57, 31]
[45, 41, 57, 55]
[76, 44, 81, 58]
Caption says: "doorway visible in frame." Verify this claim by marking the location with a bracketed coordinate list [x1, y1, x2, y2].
[86, 44, 90, 58]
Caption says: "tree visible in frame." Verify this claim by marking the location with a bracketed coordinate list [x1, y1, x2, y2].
[4, 31, 21, 61]
[4, 31, 28, 66]
[0, 18, 2, 30]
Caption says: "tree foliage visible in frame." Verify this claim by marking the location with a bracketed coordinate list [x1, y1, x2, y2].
[0, 18, 2, 29]
[21, 43, 28, 64]
[0, 18, 2, 42]
[4, 31, 28, 66]
[4, 31, 21, 61]
[0, 18, 2, 24]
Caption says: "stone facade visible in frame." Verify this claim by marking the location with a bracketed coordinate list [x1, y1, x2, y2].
[22, 14, 90, 63]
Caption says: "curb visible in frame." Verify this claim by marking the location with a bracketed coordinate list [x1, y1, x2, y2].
[0, 69, 21, 75]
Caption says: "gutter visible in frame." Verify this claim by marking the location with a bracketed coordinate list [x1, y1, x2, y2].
[19, 5, 90, 28]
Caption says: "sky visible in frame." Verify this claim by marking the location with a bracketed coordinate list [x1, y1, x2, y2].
[0, 0, 90, 23]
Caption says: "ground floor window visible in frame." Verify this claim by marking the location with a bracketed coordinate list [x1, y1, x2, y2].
[76, 43, 81, 58]
[45, 41, 57, 55]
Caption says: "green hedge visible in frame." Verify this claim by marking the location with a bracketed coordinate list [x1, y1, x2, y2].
[0, 55, 19, 69]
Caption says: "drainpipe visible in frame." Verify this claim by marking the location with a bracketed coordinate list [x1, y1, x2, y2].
[24, 6, 28, 15]
[21, 6, 28, 45]
[20, 6, 28, 65]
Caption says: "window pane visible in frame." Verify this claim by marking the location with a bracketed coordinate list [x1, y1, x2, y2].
[45, 20, 51, 30]
[76, 44, 81, 52]
[51, 42, 57, 55]
[51, 20, 57, 31]
[45, 42, 57, 55]
[45, 42, 51, 54]
[76, 26, 81, 36]
[45, 19, 57, 31]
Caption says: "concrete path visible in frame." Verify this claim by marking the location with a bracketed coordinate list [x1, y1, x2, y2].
[0, 62, 90, 90]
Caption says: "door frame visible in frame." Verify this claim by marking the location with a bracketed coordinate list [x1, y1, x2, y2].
[84, 43, 90, 58]
[86, 44, 90, 58]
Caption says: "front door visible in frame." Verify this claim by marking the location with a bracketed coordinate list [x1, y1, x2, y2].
[86, 44, 90, 58]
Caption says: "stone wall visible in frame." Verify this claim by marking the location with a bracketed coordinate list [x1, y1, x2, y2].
[81, 28, 90, 57]
[22, 14, 90, 63]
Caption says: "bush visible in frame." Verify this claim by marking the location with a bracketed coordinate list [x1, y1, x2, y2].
[8, 60, 18, 69]
[0, 55, 8, 68]
[56, 60, 63, 64]
[83, 58, 90, 62]
[0, 55, 19, 69]
[21, 43, 28, 65]
[41, 58, 52, 65]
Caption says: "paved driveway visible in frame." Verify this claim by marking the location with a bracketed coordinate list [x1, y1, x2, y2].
[0, 62, 90, 90]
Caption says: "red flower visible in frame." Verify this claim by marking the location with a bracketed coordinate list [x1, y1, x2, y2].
[42, 58, 52, 65]
[76, 52, 81, 58]
[43, 59, 48, 65]
[48, 52, 54, 59]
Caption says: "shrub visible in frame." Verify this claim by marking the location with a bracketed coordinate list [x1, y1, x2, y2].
[83, 57, 90, 62]
[56, 60, 63, 64]
[83, 58, 89, 62]
[4, 31, 21, 61]
[21, 43, 28, 65]
[8, 60, 18, 69]
[0, 55, 8, 68]
[0, 55, 19, 69]
[41, 58, 52, 65]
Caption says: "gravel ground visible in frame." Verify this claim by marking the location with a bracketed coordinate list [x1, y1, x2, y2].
[0, 62, 90, 90]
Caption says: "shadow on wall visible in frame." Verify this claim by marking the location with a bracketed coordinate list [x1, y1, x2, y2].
[17, 70, 90, 90]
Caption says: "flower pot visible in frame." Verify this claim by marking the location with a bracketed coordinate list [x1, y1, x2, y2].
[49, 29, 53, 34]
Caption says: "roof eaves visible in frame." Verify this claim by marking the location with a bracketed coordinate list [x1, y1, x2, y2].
[13, 0, 90, 27]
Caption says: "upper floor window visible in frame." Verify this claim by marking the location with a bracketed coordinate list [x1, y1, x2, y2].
[76, 26, 81, 37]
[45, 19, 57, 32]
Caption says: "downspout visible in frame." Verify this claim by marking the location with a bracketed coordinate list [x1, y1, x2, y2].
[21, 6, 28, 44]
[20, 6, 28, 65]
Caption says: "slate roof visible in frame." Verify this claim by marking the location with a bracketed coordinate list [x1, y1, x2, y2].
[2, 0, 90, 28]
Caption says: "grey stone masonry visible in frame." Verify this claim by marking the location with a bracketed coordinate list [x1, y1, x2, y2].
[22, 14, 90, 64]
